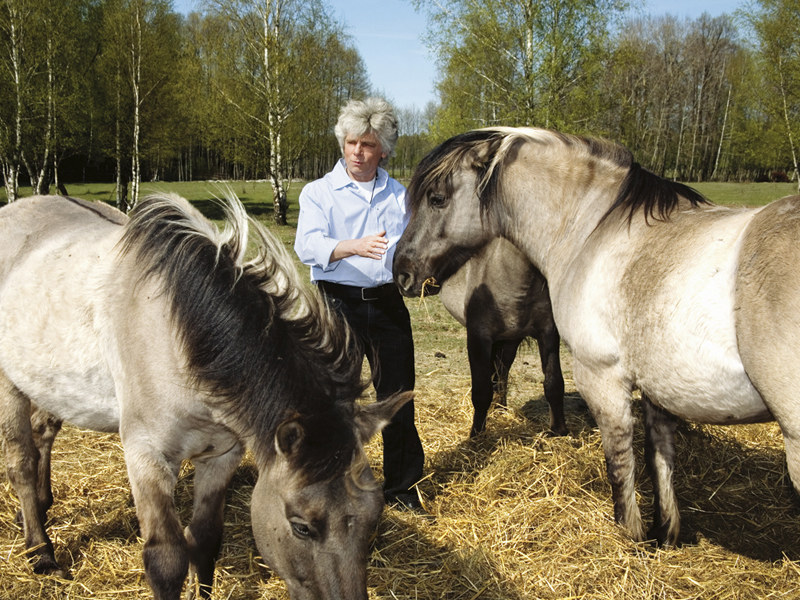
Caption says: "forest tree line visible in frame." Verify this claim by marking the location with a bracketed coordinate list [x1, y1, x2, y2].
[1, 0, 798, 222]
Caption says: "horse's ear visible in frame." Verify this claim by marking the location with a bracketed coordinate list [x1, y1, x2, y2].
[275, 420, 305, 457]
[468, 136, 500, 170]
[355, 391, 414, 443]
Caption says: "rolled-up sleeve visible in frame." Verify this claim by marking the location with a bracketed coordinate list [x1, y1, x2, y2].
[294, 184, 341, 272]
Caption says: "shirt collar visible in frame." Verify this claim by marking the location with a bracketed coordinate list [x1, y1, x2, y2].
[332, 158, 387, 191]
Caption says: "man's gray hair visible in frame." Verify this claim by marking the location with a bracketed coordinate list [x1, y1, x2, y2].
[334, 97, 399, 165]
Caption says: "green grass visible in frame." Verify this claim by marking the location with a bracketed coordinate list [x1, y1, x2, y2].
[691, 181, 797, 206]
[3, 179, 794, 211]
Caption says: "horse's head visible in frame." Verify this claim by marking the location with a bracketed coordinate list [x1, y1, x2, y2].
[394, 130, 507, 297]
[251, 392, 412, 600]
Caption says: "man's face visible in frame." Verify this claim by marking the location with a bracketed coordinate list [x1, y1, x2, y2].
[343, 131, 386, 182]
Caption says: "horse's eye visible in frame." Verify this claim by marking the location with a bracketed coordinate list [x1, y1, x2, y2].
[290, 520, 312, 540]
[429, 193, 447, 208]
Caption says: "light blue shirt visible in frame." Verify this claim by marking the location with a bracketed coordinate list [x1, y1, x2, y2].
[294, 159, 409, 287]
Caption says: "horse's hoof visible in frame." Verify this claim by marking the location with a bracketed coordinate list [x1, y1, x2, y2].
[32, 554, 66, 578]
[547, 425, 569, 437]
[646, 524, 679, 548]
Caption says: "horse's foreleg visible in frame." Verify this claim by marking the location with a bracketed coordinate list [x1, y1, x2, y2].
[124, 445, 188, 600]
[577, 366, 645, 541]
[642, 395, 680, 546]
[183, 444, 243, 600]
[535, 328, 567, 436]
[491, 339, 520, 408]
[466, 329, 495, 437]
[0, 379, 61, 575]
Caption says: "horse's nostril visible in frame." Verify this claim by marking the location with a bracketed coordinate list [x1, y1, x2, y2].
[395, 271, 411, 291]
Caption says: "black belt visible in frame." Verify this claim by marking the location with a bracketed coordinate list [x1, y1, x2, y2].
[317, 281, 398, 302]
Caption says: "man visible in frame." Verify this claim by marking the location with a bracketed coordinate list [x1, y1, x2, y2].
[294, 97, 425, 511]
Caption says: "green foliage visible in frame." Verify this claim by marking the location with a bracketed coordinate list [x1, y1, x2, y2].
[416, 0, 628, 139]
[747, 0, 800, 183]
[1, 0, 798, 196]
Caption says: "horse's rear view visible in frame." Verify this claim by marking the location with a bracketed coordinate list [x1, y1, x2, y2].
[0, 194, 407, 600]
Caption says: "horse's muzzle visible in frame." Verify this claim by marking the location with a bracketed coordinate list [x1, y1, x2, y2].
[394, 270, 440, 298]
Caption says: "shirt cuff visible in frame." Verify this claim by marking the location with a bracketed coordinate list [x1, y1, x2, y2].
[317, 238, 341, 272]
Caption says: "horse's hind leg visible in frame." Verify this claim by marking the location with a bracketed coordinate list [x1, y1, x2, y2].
[642, 395, 680, 546]
[184, 444, 243, 600]
[0, 377, 61, 574]
[26, 407, 62, 522]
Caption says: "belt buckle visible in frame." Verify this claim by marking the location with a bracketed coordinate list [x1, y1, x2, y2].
[361, 287, 378, 301]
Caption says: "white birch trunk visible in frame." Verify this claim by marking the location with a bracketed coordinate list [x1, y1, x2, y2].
[778, 56, 800, 192]
[129, 2, 142, 211]
[711, 84, 732, 180]
[34, 33, 55, 196]
[4, 2, 24, 202]
[263, 0, 288, 224]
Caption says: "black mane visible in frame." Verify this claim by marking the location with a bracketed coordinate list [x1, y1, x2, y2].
[119, 194, 365, 468]
[409, 127, 710, 225]
[600, 161, 711, 225]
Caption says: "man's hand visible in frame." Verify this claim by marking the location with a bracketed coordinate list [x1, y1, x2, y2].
[330, 230, 388, 262]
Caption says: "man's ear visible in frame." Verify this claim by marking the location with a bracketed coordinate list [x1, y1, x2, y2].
[354, 391, 414, 444]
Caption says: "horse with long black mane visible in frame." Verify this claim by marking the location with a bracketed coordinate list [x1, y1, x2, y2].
[0, 193, 408, 600]
[438, 237, 567, 437]
[393, 126, 800, 547]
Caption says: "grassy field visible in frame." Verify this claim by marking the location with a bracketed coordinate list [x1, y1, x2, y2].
[691, 181, 797, 206]
[1, 180, 800, 599]
[3, 177, 795, 211]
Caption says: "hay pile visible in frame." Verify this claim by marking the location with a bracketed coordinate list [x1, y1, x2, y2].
[2, 294, 800, 599]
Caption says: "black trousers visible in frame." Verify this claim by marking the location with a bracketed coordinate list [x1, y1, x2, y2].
[319, 282, 424, 502]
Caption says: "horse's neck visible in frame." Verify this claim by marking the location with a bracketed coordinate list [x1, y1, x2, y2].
[500, 160, 622, 289]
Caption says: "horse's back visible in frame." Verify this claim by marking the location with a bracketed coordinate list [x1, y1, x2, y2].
[0, 195, 125, 267]
[735, 195, 800, 421]
[0, 196, 126, 431]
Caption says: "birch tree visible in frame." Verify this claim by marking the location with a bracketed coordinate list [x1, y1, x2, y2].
[204, 0, 359, 224]
[750, 0, 800, 189]
[415, 0, 628, 138]
[0, 0, 36, 201]
[96, 0, 183, 211]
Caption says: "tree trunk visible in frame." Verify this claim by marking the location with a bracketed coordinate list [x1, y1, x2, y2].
[263, 0, 287, 225]
[115, 61, 128, 212]
[2, 163, 19, 203]
[129, 2, 142, 210]
[711, 84, 732, 181]
[34, 32, 56, 196]
[5, 1, 25, 202]
[778, 56, 800, 192]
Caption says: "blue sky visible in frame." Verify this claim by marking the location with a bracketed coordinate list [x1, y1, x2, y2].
[172, 0, 743, 111]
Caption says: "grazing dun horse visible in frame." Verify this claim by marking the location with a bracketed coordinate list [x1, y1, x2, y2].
[393, 126, 800, 546]
[437, 238, 567, 437]
[0, 194, 408, 600]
